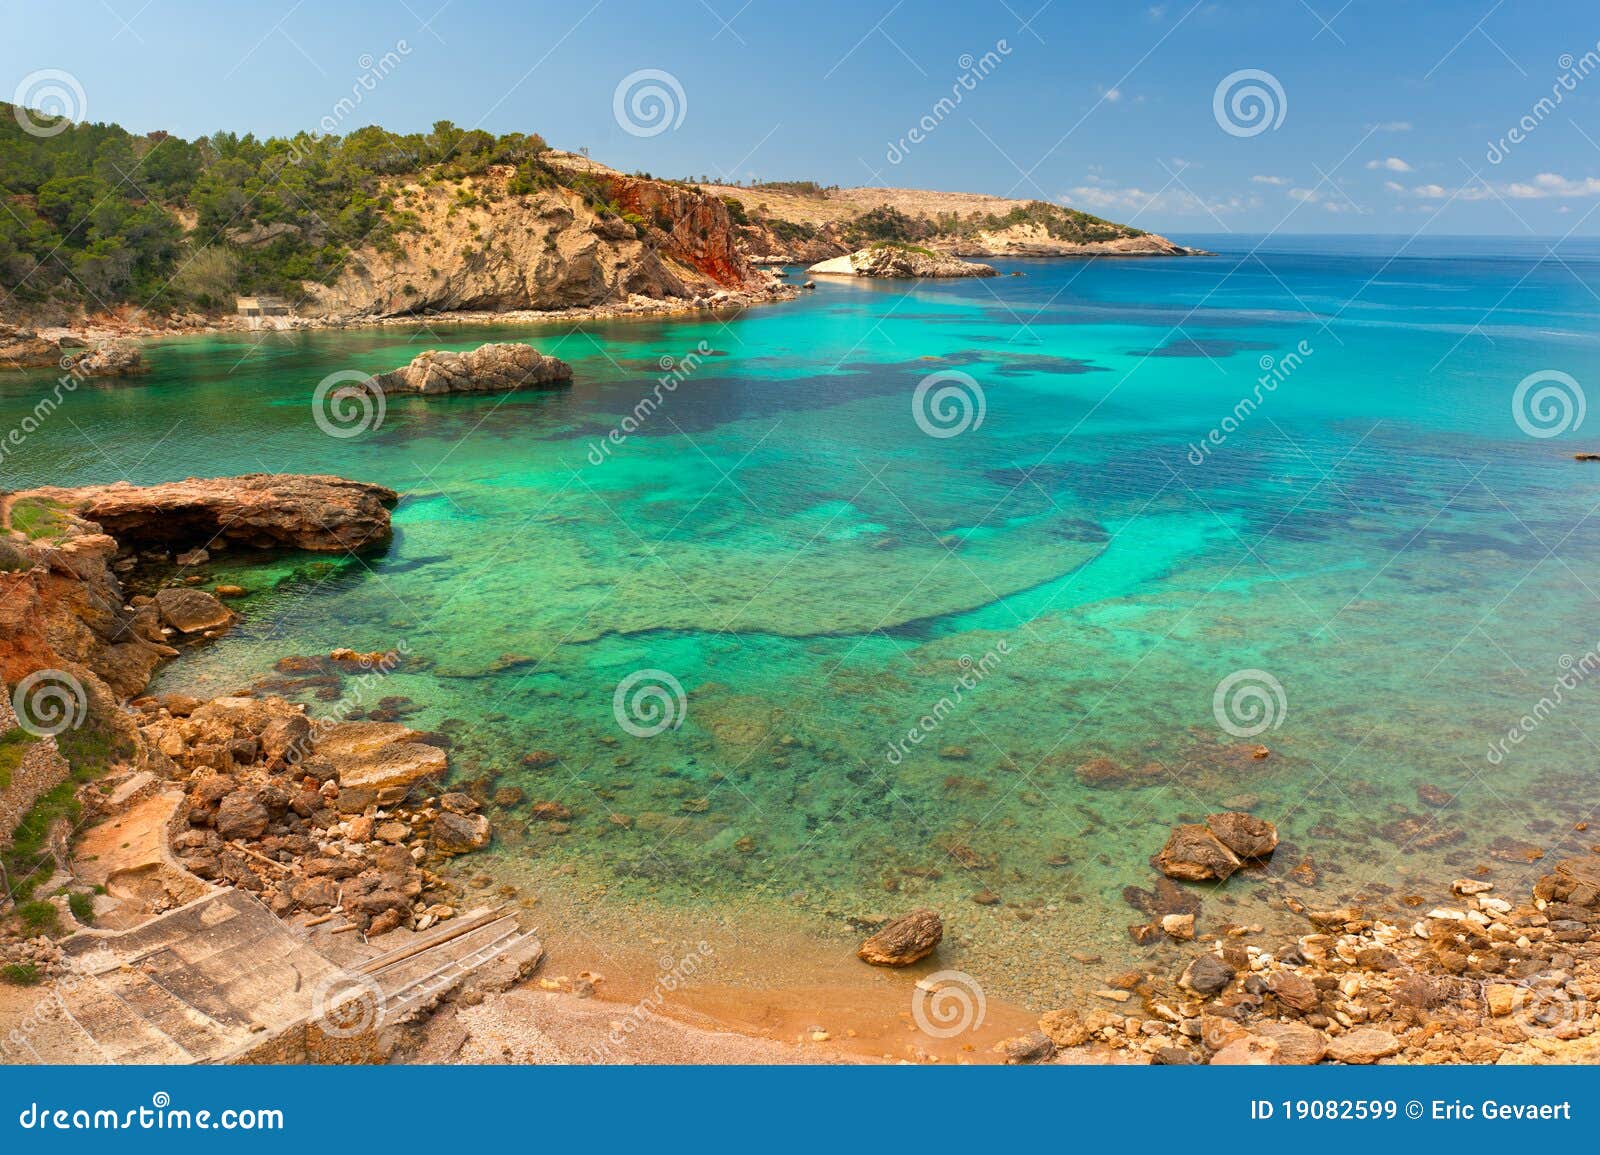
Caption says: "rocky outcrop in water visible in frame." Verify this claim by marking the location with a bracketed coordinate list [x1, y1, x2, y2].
[0, 328, 146, 376]
[17, 474, 397, 554]
[1156, 812, 1278, 881]
[807, 245, 998, 279]
[0, 474, 396, 698]
[372, 342, 572, 395]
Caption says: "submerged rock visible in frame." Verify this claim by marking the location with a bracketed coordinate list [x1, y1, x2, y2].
[857, 908, 943, 966]
[372, 342, 573, 395]
[154, 587, 236, 634]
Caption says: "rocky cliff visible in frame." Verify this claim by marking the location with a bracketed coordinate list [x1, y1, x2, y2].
[0, 475, 396, 697]
[302, 157, 773, 320]
[705, 182, 1200, 262]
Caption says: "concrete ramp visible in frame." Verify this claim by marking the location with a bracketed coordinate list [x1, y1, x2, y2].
[3, 890, 541, 1065]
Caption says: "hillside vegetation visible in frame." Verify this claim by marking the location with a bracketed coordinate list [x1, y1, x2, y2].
[0, 108, 686, 315]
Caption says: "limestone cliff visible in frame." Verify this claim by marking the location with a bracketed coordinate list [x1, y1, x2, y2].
[302, 156, 771, 320]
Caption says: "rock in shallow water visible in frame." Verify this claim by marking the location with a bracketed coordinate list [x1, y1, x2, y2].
[1205, 811, 1279, 859]
[1157, 823, 1242, 881]
[154, 587, 236, 634]
[372, 342, 573, 395]
[857, 908, 942, 966]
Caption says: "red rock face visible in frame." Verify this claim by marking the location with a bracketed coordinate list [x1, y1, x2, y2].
[600, 174, 760, 289]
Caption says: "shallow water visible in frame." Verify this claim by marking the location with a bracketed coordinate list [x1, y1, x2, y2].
[6, 234, 1600, 1008]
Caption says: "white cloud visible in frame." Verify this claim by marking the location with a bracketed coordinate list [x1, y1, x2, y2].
[1286, 186, 1363, 214]
[1394, 172, 1600, 202]
[1368, 120, 1412, 132]
[1365, 156, 1413, 172]
[1101, 86, 1123, 102]
[1510, 172, 1600, 198]
[1062, 184, 1250, 218]
[1251, 174, 1290, 185]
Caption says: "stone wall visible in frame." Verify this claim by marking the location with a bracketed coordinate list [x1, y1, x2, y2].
[0, 681, 71, 848]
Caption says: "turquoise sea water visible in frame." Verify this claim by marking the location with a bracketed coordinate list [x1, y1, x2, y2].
[5, 234, 1600, 1003]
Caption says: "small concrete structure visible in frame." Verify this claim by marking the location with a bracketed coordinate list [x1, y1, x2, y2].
[233, 296, 291, 318]
[235, 296, 294, 332]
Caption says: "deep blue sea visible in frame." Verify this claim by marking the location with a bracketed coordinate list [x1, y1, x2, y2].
[4, 233, 1599, 1010]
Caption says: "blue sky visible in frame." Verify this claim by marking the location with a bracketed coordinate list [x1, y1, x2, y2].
[6, 0, 1600, 237]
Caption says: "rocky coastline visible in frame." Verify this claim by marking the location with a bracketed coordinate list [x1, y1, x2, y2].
[5, 475, 1596, 1066]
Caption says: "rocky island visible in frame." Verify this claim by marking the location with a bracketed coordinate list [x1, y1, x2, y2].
[372, 342, 572, 395]
[806, 244, 998, 279]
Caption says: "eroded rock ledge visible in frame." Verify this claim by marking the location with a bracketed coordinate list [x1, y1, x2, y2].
[15, 473, 397, 554]
[0, 474, 396, 697]
[372, 342, 572, 395]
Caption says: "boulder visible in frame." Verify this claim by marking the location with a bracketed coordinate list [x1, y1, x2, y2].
[1256, 1021, 1327, 1065]
[1179, 953, 1236, 996]
[64, 340, 145, 378]
[1268, 970, 1320, 1013]
[993, 1030, 1055, 1064]
[214, 789, 269, 840]
[1205, 811, 1279, 859]
[1210, 1035, 1279, 1065]
[432, 811, 492, 856]
[317, 721, 448, 811]
[154, 587, 236, 634]
[857, 909, 943, 967]
[260, 714, 312, 765]
[372, 343, 573, 395]
[1157, 824, 1242, 881]
[1325, 1027, 1401, 1065]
